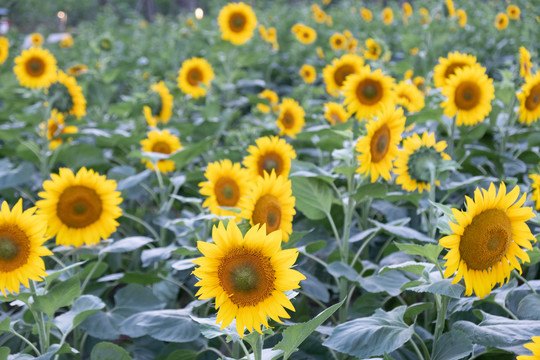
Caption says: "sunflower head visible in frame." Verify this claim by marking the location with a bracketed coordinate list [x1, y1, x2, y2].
[402, 3, 413, 18]
[343, 65, 396, 120]
[394, 132, 451, 193]
[517, 72, 540, 126]
[0, 199, 52, 296]
[446, 0, 456, 16]
[395, 81, 425, 113]
[60, 35, 74, 48]
[40, 110, 78, 150]
[519, 47, 532, 79]
[276, 98, 305, 138]
[192, 221, 305, 337]
[329, 33, 346, 51]
[36, 168, 123, 247]
[382, 7, 394, 25]
[66, 64, 88, 76]
[13, 47, 58, 89]
[0, 37, 9, 65]
[144, 81, 173, 127]
[257, 89, 279, 113]
[243, 135, 297, 180]
[324, 102, 349, 125]
[30, 33, 44, 47]
[299, 64, 316, 84]
[218, 2, 258, 45]
[177, 57, 215, 98]
[441, 63, 494, 126]
[456, 9, 467, 27]
[48, 70, 86, 119]
[364, 38, 382, 60]
[293, 24, 317, 44]
[495, 13, 509, 30]
[433, 51, 477, 89]
[440, 183, 536, 299]
[141, 130, 182, 174]
[322, 53, 365, 96]
[507, 5, 520, 20]
[361, 8, 373, 22]
[530, 174, 540, 211]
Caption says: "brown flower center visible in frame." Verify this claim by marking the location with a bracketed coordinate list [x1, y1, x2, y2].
[57, 185, 103, 228]
[0, 226, 31, 272]
[370, 124, 391, 162]
[25, 57, 46, 77]
[151, 141, 172, 154]
[334, 64, 355, 87]
[252, 194, 282, 234]
[187, 67, 203, 86]
[356, 79, 383, 105]
[281, 110, 295, 129]
[459, 209, 512, 270]
[258, 152, 283, 177]
[454, 81, 481, 110]
[525, 84, 540, 111]
[444, 62, 467, 79]
[229, 12, 246, 32]
[214, 177, 240, 207]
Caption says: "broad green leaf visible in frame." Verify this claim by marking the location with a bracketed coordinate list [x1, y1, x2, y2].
[323, 306, 414, 358]
[90, 342, 132, 360]
[33, 276, 81, 317]
[303, 240, 326, 254]
[0, 347, 9, 359]
[358, 271, 410, 296]
[0, 317, 10, 332]
[54, 295, 105, 335]
[56, 143, 106, 168]
[116, 170, 151, 191]
[371, 219, 435, 243]
[291, 177, 333, 220]
[354, 183, 388, 202]
[45, 261, 86, 285]
[327, 262, 358, 282]
[273, 299, 345, 360]
[405, 279, 465, 299]
[170, 138, 213, 170]
[379, 261, 434, 277]
[0, 161, 34, 190]
[396, 243, 444, 264]
[517, 294, 540, 320]
[100, 236, 154, 255]
[283, 230, 312, 249]
[404, 303, 433, 321]
[432, 330, 473, 360]
[190, 316, 241, 343]
[165, 350, 198, 360]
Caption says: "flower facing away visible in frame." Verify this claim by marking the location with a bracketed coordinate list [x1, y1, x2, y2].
[441, 63, 494, 126]
[40, 110, 78, 149]
[0, 37, 8, 65]
[243, 135, 296, 179]
[495, 13, 509, 30]
[299, 64, 316, 84]
[517, 337, 540, 360]
[257, 89, 279, 113]
[343, 65, 396, 120]
[530, 174, 540, 210]
[66, 64, 88, 76]
[217, 2, 257, 45]
[243, 171, 295, 242]
[440, 183, 536, 299]
[324, 102, 349, 125]
[517, 72, 540, 125]
[36, 168, 123, 247]
[13, 47, 57, 89]
[143, 81, 173, 127]
[394, 131, 451, 193]
[276, 98, 305, 138]
[395, 81, 425, 112]
[322, 53, 365, 96]
[30, 33, 44, 47]
[520, 47, 532, 79]
[192, 221, 305, 337]
[433, 51, 477, 89]
[140, 130, 182, 173]
[356, 105, 405, 183]
[177, 57, 215, 98]
[0, 199, 52, 296]
[48, 70, 87, 119]
[199, 160, 252, 221]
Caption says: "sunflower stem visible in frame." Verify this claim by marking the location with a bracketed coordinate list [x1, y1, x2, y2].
[499, 93, 518, 157]
[29, 281, 49, 353]
[514, 270, 537, 294]
[448, 115, 456, 158]
[9, 329, 41, 357]
[412, 332, 430, 360]
[427, 165, 438, 239]
[81, 255, 104, 294]
[239, 339, 251, 360]
[251, 333, 263, 360]
[432, 294, 449, 354]
[122, 212, 160, 241]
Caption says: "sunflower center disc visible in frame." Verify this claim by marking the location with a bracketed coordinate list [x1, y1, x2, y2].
[406, 146, 443, 182]
[455, 81, 480, 110]
[460, 209, 512, 270]
[357, 79, 383, 105]
[444, 62, 466, 79]
[187, 68, 203, 86]
[262, 157, 279, 175]
[230, 263, 259, 292]
[334, 64, 355, 87]
[0, 236, 19, 261]
[152, 141, 172, 154]
[229, 13, 246, 32]
[252, 194, 282, 234]
[370, 125, 391, 162]
[525, 84, 540, 111]
[26, 57, 45, 77]
[57, 185, 103, 228]
[281, 111, 294, 128]
[215, 177, 240, 207]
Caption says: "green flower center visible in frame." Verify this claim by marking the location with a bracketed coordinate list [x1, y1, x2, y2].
[0, 236, 19, 261]
[230, 263, 259, 292]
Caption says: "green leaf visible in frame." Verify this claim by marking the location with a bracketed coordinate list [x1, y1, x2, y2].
[100, 236, 154, 255]
[358, 271, 410, 296]
[90, 342, 132, 360]
[396, 243, 443, 264]
[190, 316, 241, 343]
[0, 317, 10, 333]
[56, 143, 106, 168]
[45, 261, 86, 285]
[527, 248, 540, 266]
[273, 299, 345, 360]
[303, 240, 326, 254]
[291, 177, 333, 220]
[54, 295, 105, 335]
[0, 161, 34, 190]
[327, 262, 358, 282]
[165, 350, 198, 360]
[379, 261, 434, 277]
[406, 279, 465, 299]
[33, 276, 81, 317]
[432, 330, 473, 360]
[354, 183, 388, 202]
[116, 170, 151, 191]
[404, 303, 433, 322]
[371, 219, 435, 243]
[323, 306, 414, 358]
[169, 138, 213, 170]
[517, 294, 540, 320]
[0, 347, 9, 359]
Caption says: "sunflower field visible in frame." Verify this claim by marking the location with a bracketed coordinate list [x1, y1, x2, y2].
[1, 0, 540, 359]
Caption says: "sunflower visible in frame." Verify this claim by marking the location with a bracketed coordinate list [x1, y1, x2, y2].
[48, 70, 86, 119]
[395, 81, 425, 113]
[346, 38, 359, 54]
[322, 53, 365, 96]
[144, 81, 173, 127]
[495, 13, 509, 30]
[530, 174, 540, 210]
[257, 89, 279, 113]
[316, 46, 325, 60]
[364, 38, 382, 60]
[517, 73, 540, 125]
[446, 0, 456, 17]
[60, 35, 74, 48]
[518, 337, 540, 360]
[66, 64, 88, 76]
[141, 130, 182, 174]
[404, 70, 414, 80]
[276, 98, 305, 138]
[402, 3, 413, 18]
[414, 76, 426, 91]
[299, 64, 316, 84]
[192, 221, 305, 337]
[199, 160, 252, 221]
[177, 57, 215, 98]
[329, 33, 346, 51]
[243, 172, 295, 242]
[293, 24, 317, 45]
[0, 37, 8, 65]
[324, 102, 349, 125]
[440, 183, 536, 299]
[13, 47, 57, 89]
[456, 9, 467, 27]
[343, 65, 396, 120]
[433, 51, 477, 89]
[40, 110, 78, 150]
[0, 199, 52, 296]
[382, 7, 394, 25]
[507, 5, 520, 20]
[30, 33, 44, 47]
[394, 132, 451, 193]
[520, 47, 532, 79]
[361, 8, 373, 22]
[356, 106, 405, 182]
[441, 64, 494, 126]
[243, 136, 296, 179]
[217, 2, 257, 45]
[36, 168, 123, 248]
